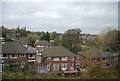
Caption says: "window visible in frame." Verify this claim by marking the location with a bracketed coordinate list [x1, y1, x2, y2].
[36, 45, 44, 47]
[28, 55, 35, 58]
[106, 64, 112, 67]
[47, 57, 51, 60]
[11, 54, 17, 58]
[76, 63, 80, 67]
[21, 62, 25, 68]
[76, 59, 80, 62]
[113, 56, 118, 60]
[45, 46, 48, 47]
[20, 54, 25, 57]
[61, 63, 68, 71]
[39, 49, 43, 51]
[3, 54, 7, 58]
[70, 64, 74, 70]
[53, 57, 59, 61]
[53, 64, 59, 71]
[61, 63, 67, 68]
[47, 64, 50, 71]
[70, 64, 73, 67]
[62, 57, 68, 61]
[69, 57, 74, 60]
[41, 45, 45, 47]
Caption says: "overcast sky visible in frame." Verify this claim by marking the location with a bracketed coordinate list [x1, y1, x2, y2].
[1, 2, 118, 34]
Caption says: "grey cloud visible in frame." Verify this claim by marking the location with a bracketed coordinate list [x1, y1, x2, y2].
[1, 2, 118, 34]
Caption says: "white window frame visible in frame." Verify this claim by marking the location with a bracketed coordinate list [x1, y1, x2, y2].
[53, 57, 60, 61]
[62, 57, 68, 61]
[53, 64, 59, 71]
[45, 46, 48, 47]
[47, 64, 50, 71]
[36, 45, 44, 47]
[61, 63, 67, 68]
[11, 54, 18, 58]
[28, 60, 36, 62]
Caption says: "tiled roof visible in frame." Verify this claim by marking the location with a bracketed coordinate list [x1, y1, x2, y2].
[2, 41, 27, 54]
[42, 46, 75, 57]
[78, 49, 108, 59]
[35, 41, 51, 46]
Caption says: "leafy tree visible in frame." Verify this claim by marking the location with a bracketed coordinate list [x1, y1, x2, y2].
[95, 27, 119, 52]
[50, 31, 57, 40]
[40, 31, 50, 42]
[2, 26, 9, 38]
[88, 63, 118, 79]
[27, 33, 36, 45]
[61, 29, 82, 53]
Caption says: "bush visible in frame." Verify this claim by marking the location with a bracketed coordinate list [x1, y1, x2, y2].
[3, 64, 10, 72]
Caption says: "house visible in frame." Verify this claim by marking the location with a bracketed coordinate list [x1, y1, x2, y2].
[35, 41, 52, 52]
[80, 34, 97, 43]
[26, 47, 37, 69]
[6, 33, 16, 40]
[39, 46, 76, 71]
[76, 49, 119, 69]
[1, 41, 37, 71]
[15, 37, 29, 48]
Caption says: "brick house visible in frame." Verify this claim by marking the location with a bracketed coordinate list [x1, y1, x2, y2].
[15, 37, 29, 48]
[35, 41, 52, 52]
[76, 49, 119, 69]
[1, 41, 37, 71]
[39, 46, 76, 71]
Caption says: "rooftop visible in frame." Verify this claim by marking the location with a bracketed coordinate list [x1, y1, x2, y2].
[42, 46, 75, 57]
[2, 41, 27, 54]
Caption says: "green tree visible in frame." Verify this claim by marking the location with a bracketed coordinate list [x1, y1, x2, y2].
[95, 27, 119, 52]
[27, 33, 36, 45]
[2, 26, 9, 38]
[40, 31, 50, 42]
[61, 29, 82, 53]
[3, 64, 10, 72]
[50, 31, 57, 40]
[88, 63, 118, 79]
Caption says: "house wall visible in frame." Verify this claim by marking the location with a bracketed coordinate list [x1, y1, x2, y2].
[76, 53, 118, 69]
[76, 54, 93, 68]
[42, 57, 76, 71]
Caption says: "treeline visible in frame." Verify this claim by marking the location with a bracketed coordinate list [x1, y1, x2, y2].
[94, 28, 120, 52]
[2, 26, 28, 38]
[1, 26, 120, 53]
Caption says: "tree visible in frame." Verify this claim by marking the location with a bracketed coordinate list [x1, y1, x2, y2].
[40, 31, 50, 42]
[50, 31, 57, 40]
[2, 26, 9, 38]
[88, 63, 118, 79]
[95, 27, 119, 52]
[3, 64, 10, 72]
[61, 29, 82, 53]
[27, 33, 36, 45]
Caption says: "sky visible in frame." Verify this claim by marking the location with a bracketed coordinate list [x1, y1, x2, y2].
[0, 1, 118, 34]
